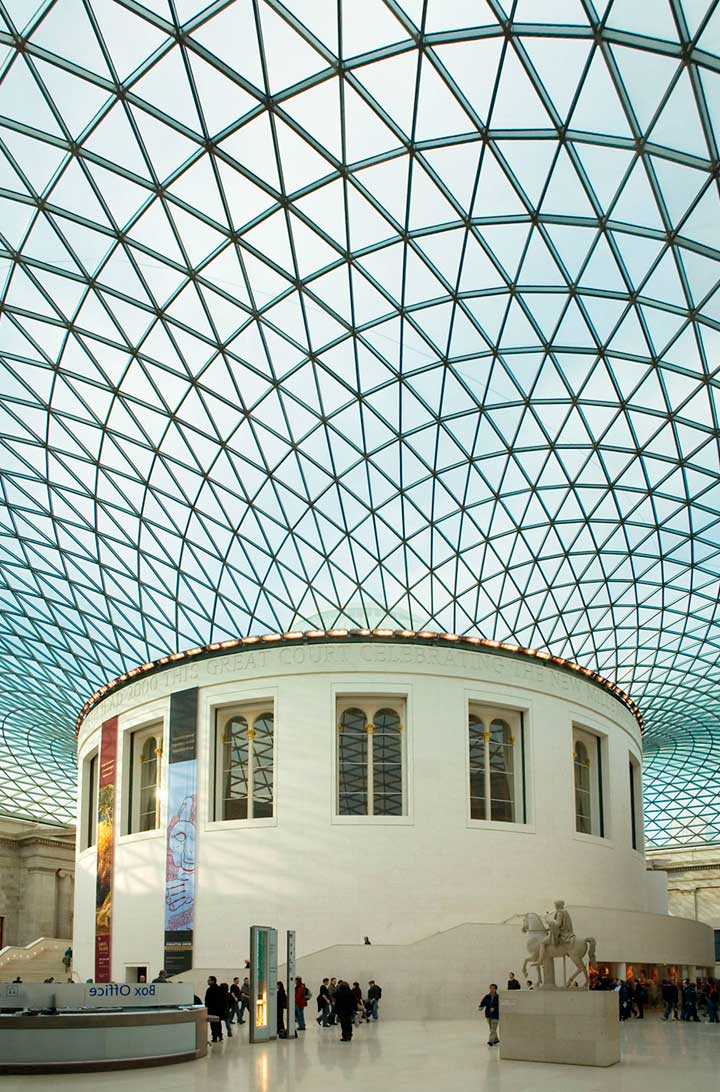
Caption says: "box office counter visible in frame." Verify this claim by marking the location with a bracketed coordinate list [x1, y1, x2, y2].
[0, 983, 207, 1073]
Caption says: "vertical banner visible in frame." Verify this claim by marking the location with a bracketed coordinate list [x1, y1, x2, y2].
[164, 688, 198, 976]
[95, 715, 118, 983]
[250, 926, 278, 1043]
[286, 930, 297, 1039]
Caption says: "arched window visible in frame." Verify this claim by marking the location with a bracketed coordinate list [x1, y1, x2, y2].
[337, 699, 406, 817]
[252, 712, 274, 819]
[573, 727, 606, 837]
[223, 715, 249, 820]
[126, 722, 163, 834]
[489, 719, 514, 823]
[469, 714, 486, 820]
[373, 708, 402, 816]
[574, 741, 591, 834]
[338, 707, 368, 815]
[139, 736, 159, 832]
[468, 705, 524, 824]
[216, 705, 274, 821]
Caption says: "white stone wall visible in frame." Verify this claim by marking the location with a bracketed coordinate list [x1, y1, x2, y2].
[74, 639, 665, 982]
[0, 819, 75, 948]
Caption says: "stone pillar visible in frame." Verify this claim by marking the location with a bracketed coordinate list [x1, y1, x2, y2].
[55, 870, 74, 939]
[616, 962, 626, 980]
[19, 867, 58, 943]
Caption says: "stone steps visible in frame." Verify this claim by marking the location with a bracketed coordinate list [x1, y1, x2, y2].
[0, 939, 72, 983]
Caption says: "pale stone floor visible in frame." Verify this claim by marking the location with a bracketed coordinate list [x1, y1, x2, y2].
[4, 1015, 719, 1091]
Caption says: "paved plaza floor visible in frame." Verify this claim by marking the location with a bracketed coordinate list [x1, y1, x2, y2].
[4, 1015, 718, 1092]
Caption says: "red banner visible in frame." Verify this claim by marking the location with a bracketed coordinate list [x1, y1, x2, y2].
[95, 716, 118, 982]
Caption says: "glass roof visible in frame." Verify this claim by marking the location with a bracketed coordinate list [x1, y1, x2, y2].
[1, 0, 719, 844]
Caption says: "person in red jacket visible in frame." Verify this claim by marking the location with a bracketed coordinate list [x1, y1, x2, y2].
[294, 976, 308, 1031]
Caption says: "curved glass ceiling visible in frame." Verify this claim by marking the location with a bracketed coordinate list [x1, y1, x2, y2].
[1, 0, 720, 843]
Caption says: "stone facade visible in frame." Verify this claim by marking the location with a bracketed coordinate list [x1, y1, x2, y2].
[647, 845, 720, 971]
[0, 818, 75, 947]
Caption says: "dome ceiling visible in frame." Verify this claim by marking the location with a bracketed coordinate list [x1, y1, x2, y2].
[1, 0, 719, 843]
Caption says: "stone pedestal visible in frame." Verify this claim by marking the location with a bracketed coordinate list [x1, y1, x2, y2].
[499, 989, 620, 1067]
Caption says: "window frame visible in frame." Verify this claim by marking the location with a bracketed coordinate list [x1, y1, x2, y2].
[467, 701, 528, 828]
[80, 747, 99, 851]
[629, 752, 643, 852]
[124, 720, 164, 836]
[210, 698, 277, 825]
[572, 725, 608, 841]
[332, 685, 412, 825]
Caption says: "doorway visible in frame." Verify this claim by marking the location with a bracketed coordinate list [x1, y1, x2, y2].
[125, 964, 148, 983]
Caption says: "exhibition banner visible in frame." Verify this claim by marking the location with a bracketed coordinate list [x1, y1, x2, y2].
[95, 715, 118, 982]
[164, 687, 198, 976]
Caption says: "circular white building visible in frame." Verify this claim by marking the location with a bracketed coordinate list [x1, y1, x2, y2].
[74, 632, 713, 995]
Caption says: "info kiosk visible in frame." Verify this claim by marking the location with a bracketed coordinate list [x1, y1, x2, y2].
[0, 982, 206, 1074]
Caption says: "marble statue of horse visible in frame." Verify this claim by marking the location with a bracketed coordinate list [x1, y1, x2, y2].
[521, 912, 596, 988]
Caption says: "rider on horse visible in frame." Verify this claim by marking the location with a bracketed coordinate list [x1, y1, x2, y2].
[539, 900, 575, 963]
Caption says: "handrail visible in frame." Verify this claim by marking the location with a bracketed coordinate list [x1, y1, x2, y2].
[0, 937, 71, 969]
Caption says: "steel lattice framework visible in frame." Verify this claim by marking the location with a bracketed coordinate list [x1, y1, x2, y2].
[1, 0, 719, 844]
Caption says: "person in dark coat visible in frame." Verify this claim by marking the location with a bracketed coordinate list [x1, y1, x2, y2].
[334, 980, 356, 1041]
[479, 984, 500, 1045]
[618, 980, 632, 1021]
[277, 981, 288, 1037]
[682, 981, 700, 1021]
[662, 979, 679, 1020]
[205, 975, 226, 1042]
[317, 977, 331, 1026]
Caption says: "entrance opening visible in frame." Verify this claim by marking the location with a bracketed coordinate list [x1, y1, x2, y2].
[125, 964, 148, 983]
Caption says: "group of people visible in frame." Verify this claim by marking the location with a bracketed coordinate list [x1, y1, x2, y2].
[294, 976, 383, 1041]
[477, 971, 720, 1046]
[661, 978, 719, 1022]
[203, 970, 382, 1043]
[204, 974, 252, 1042]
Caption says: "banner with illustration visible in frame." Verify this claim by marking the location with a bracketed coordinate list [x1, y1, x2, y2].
[95, 715, 118, 982]
[164, 688, 198, 975]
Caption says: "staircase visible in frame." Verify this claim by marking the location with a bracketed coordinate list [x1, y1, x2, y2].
[0, 938, 72, 983]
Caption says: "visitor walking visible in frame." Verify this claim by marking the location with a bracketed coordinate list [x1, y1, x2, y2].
[351, 981, 364, 1024]
[707, 981, 719, 1023]
[363, 936, 372, 945]
[367, 979, 382, 1020]
[682, 980, 700, 1022]
[230, 977, 242, 1023]
[277, 981, 288, 1038]
[294, 976, 308, 1031]
[662, 979, 679, 1020]
[327, 976, 338, 1024]
[220, 982, 233, 1037]
[238, 976, 250, 1024]
[507, 972, 521, 990]
[335, 979, 356, 1041]
[62, 947, 72, 973]
[619, 980, 633, 1021]
[479, 984, 500, 1046]
[205, 975, 226, 1043]
[317, 978, 331, 1026]
[634, 980, 646, 1019]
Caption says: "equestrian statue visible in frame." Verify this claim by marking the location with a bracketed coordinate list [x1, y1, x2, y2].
[521, 900, 596, 989]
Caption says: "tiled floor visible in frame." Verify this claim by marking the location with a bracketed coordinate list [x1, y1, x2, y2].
[4, 1015, 719, 1091]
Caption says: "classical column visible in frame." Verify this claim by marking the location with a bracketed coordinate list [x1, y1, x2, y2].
[55, 869, 74, 939]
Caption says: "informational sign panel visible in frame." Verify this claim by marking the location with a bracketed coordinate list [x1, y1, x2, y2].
[95, 715, 118, 983]
[286, 930, 297, 1038]
[164, 688, 198, 976]
[0, 982, 195, 1011]
[249, 925, 278, 1043]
